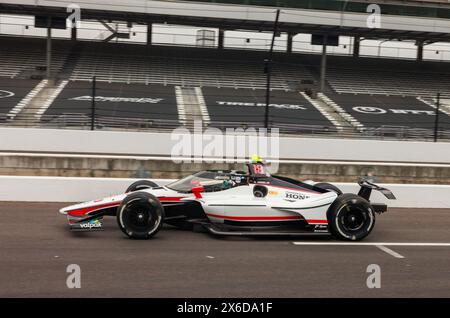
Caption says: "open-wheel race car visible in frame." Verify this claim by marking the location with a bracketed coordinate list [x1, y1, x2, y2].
[60, 158, 396, 241]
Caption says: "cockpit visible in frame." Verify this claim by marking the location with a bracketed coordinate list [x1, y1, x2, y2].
[165, 158, 273, 194]
[165, 170, 248, 193]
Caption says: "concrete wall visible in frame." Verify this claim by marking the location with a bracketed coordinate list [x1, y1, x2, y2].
[1, 153, 449, 184]
[1, 176, 449, 208]
[0, 176, 172, 203]
[1, 127, 449, 164]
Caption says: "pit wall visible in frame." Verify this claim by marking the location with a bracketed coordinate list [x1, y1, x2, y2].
[0, 127, 449, 164]
[1, 176, 449, 208]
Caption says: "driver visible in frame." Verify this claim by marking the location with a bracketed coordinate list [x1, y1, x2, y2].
[195, 179, 236, 192]
[199, 180, 236, 191]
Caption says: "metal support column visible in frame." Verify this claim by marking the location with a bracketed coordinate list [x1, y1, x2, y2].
[46, 19, 52, 80]
[353, 36, 360, 58]
[319, 35, 328, 93]
[71, 26, 77, 41]
[147, 23, 152, 46]
[218, 29, 225, 49]
[91, 76, 96, 131]
[417, 40, 424, 62]
[287, 32, 293, 53]
[434, 92, 441, 142]
[264, 9, 281, 129]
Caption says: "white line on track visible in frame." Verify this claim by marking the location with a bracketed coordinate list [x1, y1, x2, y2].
[292, 242, 450, 259]
[292, 242, 450, 246]
[375, 245, 405, 259]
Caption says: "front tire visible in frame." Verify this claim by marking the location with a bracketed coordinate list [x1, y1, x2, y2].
[126, 180, 158, 193]
[117, 192, 164, 239]
[327, 194, 375, 241]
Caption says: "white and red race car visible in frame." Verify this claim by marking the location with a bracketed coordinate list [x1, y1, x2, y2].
[60, 160, 395, 241]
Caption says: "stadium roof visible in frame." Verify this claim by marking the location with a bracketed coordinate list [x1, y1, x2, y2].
[2, 0, 450, 42]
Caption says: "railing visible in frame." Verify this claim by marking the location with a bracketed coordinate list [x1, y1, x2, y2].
[2, 113, 449, 142]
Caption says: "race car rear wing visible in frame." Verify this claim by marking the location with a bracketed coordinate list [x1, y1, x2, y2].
[358, 179, 396, 201]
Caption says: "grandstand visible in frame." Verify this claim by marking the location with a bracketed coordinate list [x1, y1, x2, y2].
[1, 0, 450, 140]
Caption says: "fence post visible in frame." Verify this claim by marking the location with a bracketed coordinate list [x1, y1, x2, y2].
[91, 76, 96, 131]
[434, 92, 440, 142]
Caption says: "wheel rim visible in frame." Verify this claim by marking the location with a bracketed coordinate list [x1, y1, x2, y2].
[340, 205, 367, 232]
[124, 200, 156, 233]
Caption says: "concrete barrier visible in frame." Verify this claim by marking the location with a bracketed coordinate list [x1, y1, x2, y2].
[1, 127, 449, 164]
[1, 176, 449, 208]
[2, 152, 449, 183]
[0, 176, 172, 203]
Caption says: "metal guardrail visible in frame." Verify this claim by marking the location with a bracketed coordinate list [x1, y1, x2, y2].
[1, 112, 449, 142]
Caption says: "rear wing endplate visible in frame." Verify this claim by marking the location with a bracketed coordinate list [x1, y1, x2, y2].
[358, 179, 396, 201]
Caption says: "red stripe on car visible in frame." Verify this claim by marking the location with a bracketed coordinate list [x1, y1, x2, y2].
[66, 201, 122, 216]
[158, 197, 186, 202]
[67, 197, 187, 216]
[306, 219, 328, 224]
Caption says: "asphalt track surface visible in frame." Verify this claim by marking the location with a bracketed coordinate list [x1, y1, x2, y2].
[1, 202, 449, 298]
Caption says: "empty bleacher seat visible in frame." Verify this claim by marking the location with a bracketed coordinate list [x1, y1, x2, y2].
[0, 37, 68, 79]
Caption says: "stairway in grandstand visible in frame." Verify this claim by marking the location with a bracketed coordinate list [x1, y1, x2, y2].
[175, 86, 210, 126]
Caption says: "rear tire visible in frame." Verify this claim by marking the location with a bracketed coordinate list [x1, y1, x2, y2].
[126, 180, 158, 193]
[327, 194, 375, 241]
[117, 192, 164, 239]
[315, 182, 343, 195]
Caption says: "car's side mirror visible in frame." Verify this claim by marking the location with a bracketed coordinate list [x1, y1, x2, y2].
[192, 186, 205, 199]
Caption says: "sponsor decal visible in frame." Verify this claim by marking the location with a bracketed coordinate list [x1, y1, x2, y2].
[79, 219, 102, 229]
[268, 190, 279, 196]
[353, 106, 435, 116]
[353, 106, 386, 114]
[313, 224, 328, 233]
[216, 101, 306, 110]
[70, 96, 164, 104]
[285, 191, 309, 201]
[215, 175, 231, 180]
[0, 90, 14, 99]
[231, 176, 244, 184]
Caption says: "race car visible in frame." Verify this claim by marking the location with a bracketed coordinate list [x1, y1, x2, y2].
[59, 158, 395, 241]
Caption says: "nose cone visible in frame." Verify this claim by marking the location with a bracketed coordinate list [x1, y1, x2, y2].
[59, 203, 79, 215]
[58, 193, 128, 216]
